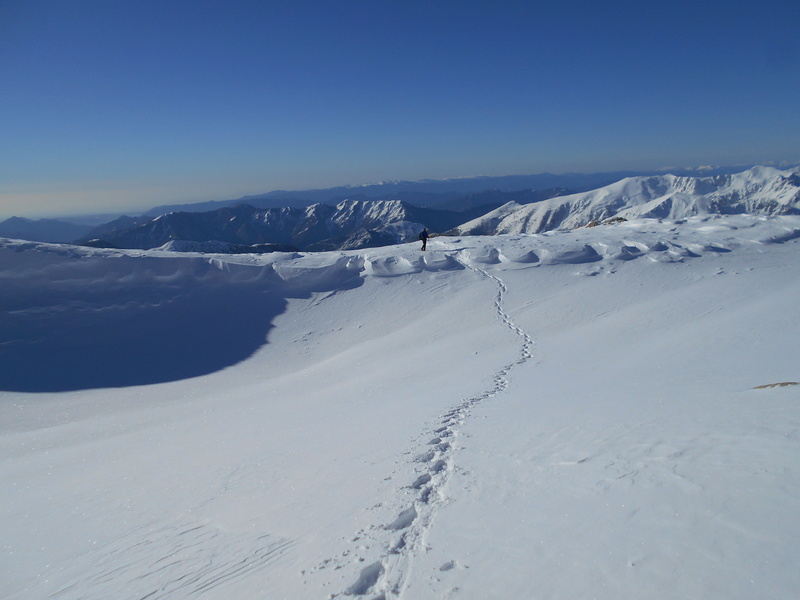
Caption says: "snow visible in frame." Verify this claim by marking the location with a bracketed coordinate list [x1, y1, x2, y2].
[454, 166, 800, 236]
[1, 214, 799, 599]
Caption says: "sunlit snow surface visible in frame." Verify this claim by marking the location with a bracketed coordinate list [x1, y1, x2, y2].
[1, 215, 799, 599]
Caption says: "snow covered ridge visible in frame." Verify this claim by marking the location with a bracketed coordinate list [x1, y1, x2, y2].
[2, 213, 800, 392]
[155, 240, 297, 253]
[453, 166, 800, 235]
[2, 214, 800, 599]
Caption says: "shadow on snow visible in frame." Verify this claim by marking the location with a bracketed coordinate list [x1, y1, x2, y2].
[0, 252, 364, 392]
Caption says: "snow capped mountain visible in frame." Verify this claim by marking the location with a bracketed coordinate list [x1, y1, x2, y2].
[330, 198, 411, 230]
[82, 200, 472, 251]
[452, 166, 800, 235]
[9, 166, 797, 252]
[141, 166, 776, 217]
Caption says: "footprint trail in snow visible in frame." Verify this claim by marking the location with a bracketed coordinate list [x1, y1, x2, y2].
[328, 249, 534, 599]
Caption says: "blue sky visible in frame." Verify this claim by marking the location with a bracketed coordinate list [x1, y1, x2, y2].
[1, 0, 799, 218]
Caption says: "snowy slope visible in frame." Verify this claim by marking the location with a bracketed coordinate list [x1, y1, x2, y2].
[1, 214, 799, 599]
[453, 166, 800, 235]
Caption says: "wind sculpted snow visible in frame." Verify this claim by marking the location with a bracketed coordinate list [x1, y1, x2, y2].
[0, 245, 364, 391]
[1, 214, 799, 599]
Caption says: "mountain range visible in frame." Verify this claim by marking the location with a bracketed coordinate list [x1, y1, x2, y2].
[0, 187, 568, 248]
[451, 166, 800, 236]
[143, 164, 764, 215]
[79, 199, 496, 252]
[3, 165, 799, 251]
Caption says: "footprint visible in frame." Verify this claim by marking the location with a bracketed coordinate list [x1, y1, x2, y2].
[411, 473, 432, 489]
[415, 450, 436, 463]
[345, 561, 384, 595]
[419, 486, 433, 504]
[386, 506, 417, 531]
[430, 459, 447, 474]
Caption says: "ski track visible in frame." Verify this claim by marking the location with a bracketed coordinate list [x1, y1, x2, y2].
[18, 521, 294, 600]
[327, 250, 534, 599]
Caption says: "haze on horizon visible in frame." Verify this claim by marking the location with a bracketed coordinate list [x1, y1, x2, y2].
[2, 0, 799, 220]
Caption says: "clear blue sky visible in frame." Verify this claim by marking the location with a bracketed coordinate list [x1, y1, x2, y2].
[1, 0, 799, 218]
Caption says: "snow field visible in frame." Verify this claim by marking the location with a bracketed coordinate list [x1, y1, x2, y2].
[410, 232, 800, 599]
[1, 214, 799, 599]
